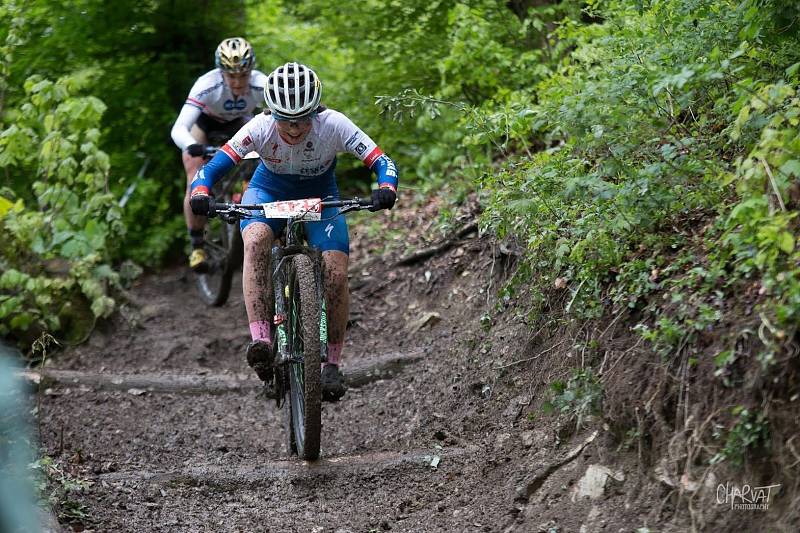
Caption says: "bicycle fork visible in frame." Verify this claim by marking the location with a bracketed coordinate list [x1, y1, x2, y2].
[272, 247, 290, 365]
[316, 262, 329, 364]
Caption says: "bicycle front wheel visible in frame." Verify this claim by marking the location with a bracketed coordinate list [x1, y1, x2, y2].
[286, 253, 322, 460]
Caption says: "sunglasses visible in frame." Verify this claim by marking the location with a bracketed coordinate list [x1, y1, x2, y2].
[273, 113, 315, 125]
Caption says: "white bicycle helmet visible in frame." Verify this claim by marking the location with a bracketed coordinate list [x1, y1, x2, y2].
[264, 62, 322, 119]
[215, 37, 255, 73]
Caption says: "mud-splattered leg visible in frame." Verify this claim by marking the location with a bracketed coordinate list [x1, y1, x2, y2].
[322, 250, 350, 365]
[242, 223, 275, 339]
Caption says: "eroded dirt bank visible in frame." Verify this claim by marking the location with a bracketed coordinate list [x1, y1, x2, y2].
[35, 199, 795, 532]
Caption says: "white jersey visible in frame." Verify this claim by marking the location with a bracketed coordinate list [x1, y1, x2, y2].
[170, 68, 267, 150]
[221, 109, 384, 183]
[185, 68, 267, 121]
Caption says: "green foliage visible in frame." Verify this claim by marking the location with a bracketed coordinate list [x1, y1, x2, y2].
[248, 0, 583, 195]
[30, 455, 92, 522]
[477, 0, 800, 375]
[2, 0, 246, 270]
[0, 71, 124, 343]
[710, 406, 770, 466]
[543, 369, 603, 429]
[0, 1, 249, 344]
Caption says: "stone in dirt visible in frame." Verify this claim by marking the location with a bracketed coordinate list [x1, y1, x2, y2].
[572, 465, 625, 501]
[520, 429, 551, 449]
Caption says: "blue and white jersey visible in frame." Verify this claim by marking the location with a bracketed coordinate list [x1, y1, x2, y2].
[190, 108, 398, 197]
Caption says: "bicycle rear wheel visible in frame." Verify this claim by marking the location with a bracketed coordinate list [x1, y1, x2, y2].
[285, 253, 322, 460]
[195, 218, 242, 306]
[195, 165, 249, 306]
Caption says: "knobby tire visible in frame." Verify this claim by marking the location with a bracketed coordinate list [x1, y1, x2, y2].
[286, 253, 322, 460]
[195, 219, 242, 306]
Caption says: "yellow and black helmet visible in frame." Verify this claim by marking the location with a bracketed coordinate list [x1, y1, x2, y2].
[214, 37, 255, 73]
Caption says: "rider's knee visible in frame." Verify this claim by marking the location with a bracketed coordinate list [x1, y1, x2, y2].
[243, 224, 274, 256]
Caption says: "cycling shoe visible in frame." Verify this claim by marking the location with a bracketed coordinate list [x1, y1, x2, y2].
[246, 339, 274, 383]
[321, 364, 347, 402]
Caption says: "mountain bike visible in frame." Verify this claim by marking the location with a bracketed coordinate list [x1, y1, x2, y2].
[208, 196, 373, 460]
[194, 146, 259, 306]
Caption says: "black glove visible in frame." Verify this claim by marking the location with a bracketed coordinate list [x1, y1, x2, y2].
[370, 187, 397, 211]
[186, 143, 207, 157]
[190, 193, 213, 216]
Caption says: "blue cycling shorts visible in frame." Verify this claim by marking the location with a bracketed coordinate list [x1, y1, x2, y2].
[240, 185, 350, 255]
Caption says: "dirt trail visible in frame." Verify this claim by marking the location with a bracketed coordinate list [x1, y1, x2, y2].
[37, 206, 674, 532]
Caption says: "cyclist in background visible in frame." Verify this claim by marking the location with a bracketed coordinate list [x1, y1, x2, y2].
[170, 37, 267, 273]
[189, 62, 398, 400]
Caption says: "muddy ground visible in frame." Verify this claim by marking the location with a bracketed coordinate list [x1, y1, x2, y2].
[33, 198, 789, 532]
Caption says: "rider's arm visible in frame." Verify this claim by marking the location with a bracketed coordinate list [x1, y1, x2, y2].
[367, 152, 398, 192]
[189, 150, 236, 196]
[190, 118, 260, 196]
[170, 103, 202, 151]
[330, 110, 399, 191]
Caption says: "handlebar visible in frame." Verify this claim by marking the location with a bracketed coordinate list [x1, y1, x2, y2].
[208, 197, 375, 222]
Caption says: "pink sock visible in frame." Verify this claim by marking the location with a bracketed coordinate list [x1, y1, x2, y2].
[325, 342, 343, 366]
[249, 321, 272, 344]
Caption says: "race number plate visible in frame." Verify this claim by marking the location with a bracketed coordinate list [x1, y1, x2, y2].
[260, 198, 322, 220]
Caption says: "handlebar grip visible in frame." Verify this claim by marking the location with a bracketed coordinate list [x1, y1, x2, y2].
[207, 197, 218, 217]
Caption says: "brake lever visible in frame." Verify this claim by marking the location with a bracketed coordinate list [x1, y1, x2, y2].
[220, 211, 239, 224]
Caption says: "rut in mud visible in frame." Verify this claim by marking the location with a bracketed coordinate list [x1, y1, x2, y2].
[35, 202, 773, 533]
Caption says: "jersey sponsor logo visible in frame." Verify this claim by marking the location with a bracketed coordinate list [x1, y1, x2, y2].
[325, 223, 334, 238]
[224, 98, 247, 111]
[266, 157, 282, 163]
[355, 142, 367, 155]
[384, 156, 398, 177]
[299, 163, 330, 176]
[344, 131, 360, 148]
[195, 81, 224, 99]
[229, 139, 248, 155]
[241, 135, 253, 147]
